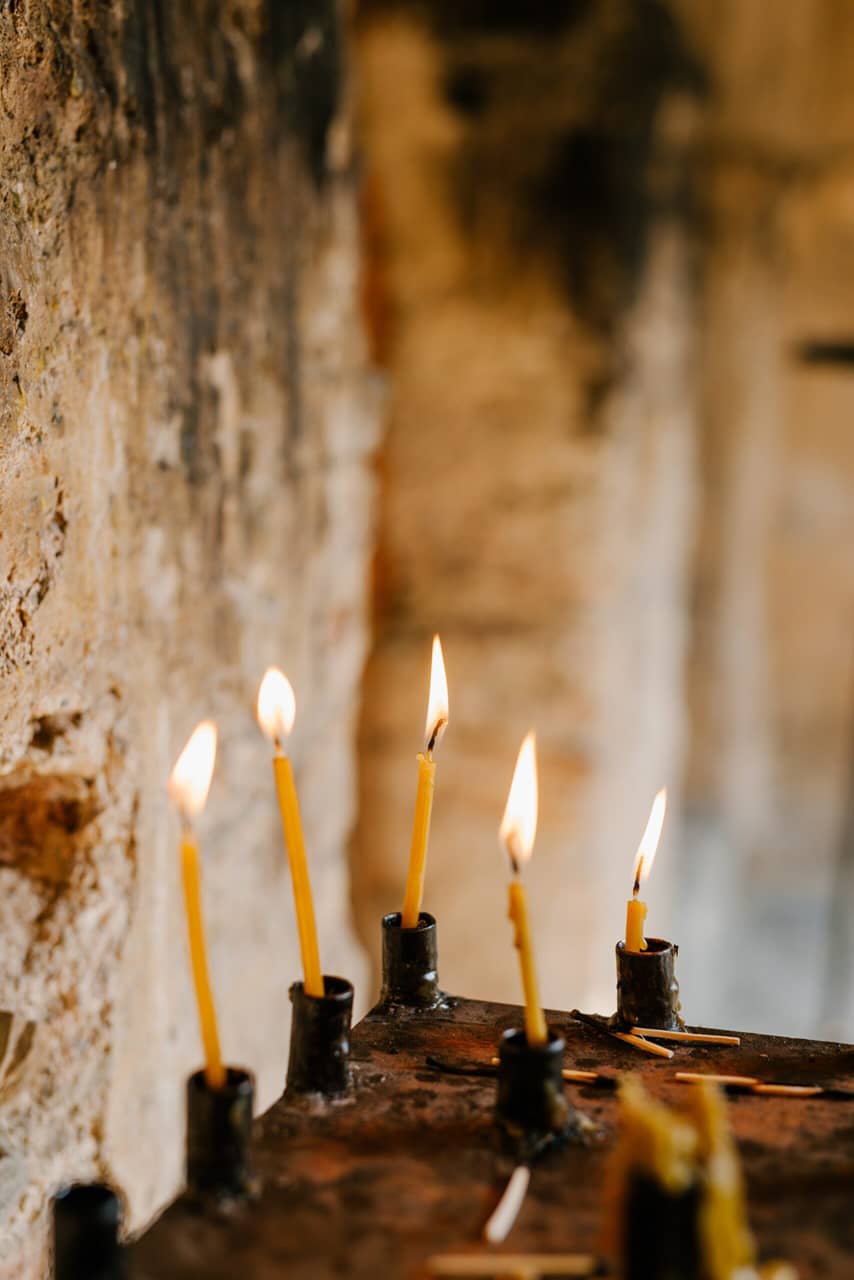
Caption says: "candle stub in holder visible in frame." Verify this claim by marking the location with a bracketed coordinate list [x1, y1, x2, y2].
[615, 790, 684, 1031]
[624, 788, 667, 953]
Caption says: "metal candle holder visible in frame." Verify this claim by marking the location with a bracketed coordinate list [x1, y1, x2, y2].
[378, 911, 444, 1010]
[615, 938, 684, 1030]
[186, 1066, 256, 1202]
[53, 1183, 127, 1280]
[286, 975, 353, 1095]
[622, 1173, 700, 1279]
[494, 1028, 575, 1159]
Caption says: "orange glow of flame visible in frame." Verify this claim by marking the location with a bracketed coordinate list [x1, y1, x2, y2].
[499, 731, 538, 869]
[256, 667, 297, 743]
[631, 787, 667, 892]
[423, 635, 449, 754]
[168, 720, 218, 820]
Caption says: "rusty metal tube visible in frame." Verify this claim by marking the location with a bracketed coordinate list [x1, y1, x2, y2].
[286, 975, 353, 1096]
[616, 937, 683, 1030]
[379, 911, 443, 1009]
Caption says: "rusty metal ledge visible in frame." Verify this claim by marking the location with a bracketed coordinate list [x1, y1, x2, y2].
[132, 996, 854, 1278]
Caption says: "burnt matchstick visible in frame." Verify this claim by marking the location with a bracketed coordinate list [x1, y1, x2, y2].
[488, 1056, 613, 1087]
[483, 1165, 531, 1244]
[425, 1055, 497, 1078]
[570, 1009, 674, 1059]
[425, 1054, 617, 1089]
[675, 1071, 854, 1099]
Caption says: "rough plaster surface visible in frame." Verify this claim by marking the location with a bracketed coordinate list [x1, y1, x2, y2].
[353, 8, 700, 1020]
[0, 2, 376, 1271]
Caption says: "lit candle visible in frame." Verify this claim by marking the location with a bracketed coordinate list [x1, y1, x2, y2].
[625, 788, 667, 952]
[256, 668, 324, 997]
[168, 720, 225, 1090]
[401, 635, 449, 929]
[499, 731, 547, 1047]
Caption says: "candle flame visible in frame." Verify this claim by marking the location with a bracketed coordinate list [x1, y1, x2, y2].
[423, 634, 449, 754]
[256, 667, 297, 743]
[631, 787, 667, 892]
[168, 720, 217, 820]
[499, 731, 538, 870]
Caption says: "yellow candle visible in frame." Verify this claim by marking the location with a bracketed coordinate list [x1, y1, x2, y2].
[400, 635, 448, 929]
[624, 788, 667, 952]
[625, 896, 648, 953]
[168, 720, 225, 1090]
[272, 751, 324, 997]
[500, 731, 548, 1047]
[508, 877, 548, 1046]
[181, 829, 225, 1089]
[257, 668, 324, 998]
[401, 752, 436, 928]
[686, 1080, 756, 1276]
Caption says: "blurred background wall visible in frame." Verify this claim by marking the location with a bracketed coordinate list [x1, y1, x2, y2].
[351, 0, 854, 1042]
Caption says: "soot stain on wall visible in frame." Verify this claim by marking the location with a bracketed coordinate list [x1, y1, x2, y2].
[364, 0, 707, 411]
[446, 0, 706, 334]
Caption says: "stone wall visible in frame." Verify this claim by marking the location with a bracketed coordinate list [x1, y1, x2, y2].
[0, 2, 377, 1271]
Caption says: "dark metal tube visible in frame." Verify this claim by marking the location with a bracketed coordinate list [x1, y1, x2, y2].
[378, 912, 443, 1009]
[622, 1174, 701, 1280]
[186, 1066, 255, 1201]
[494, 1028, 574, 1158]
[616, 938, 684, 1030]
[286, 975, 353, 1096]
[53, 1184, 126, 1280]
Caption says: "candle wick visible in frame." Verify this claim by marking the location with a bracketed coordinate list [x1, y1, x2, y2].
[425, 716, 447, 756]
[632, 855, 644, 897]
[506, 836, 522, 878]
[273, 735, 284, 757]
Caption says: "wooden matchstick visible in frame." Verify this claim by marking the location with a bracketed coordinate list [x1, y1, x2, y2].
[428, 1253, 598, 1277]
[483, 1166, 531, 1244]
[675, 1072, 759, 1087]
[631, 1027, 741, 1045]
[675, 1071, 854, 1098]
[614, 1031, 674, 1059]
[752, 1083, 823, 1097]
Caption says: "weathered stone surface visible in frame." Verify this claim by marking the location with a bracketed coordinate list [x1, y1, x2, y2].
[0, 1, 377, 1270]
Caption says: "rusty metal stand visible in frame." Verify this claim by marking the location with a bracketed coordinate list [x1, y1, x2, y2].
[132, 995, 854, 1279]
